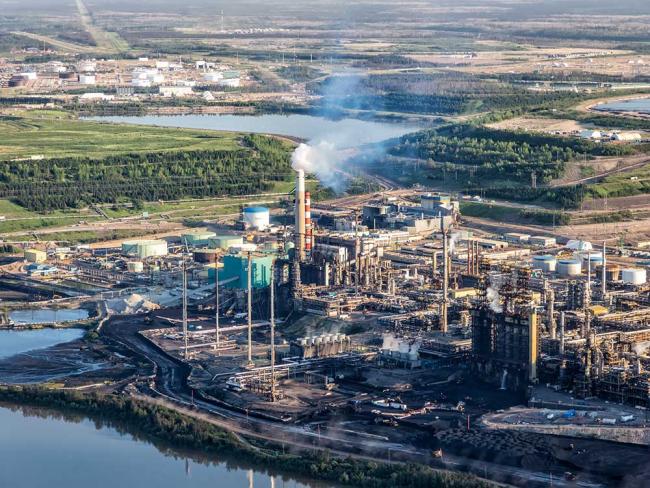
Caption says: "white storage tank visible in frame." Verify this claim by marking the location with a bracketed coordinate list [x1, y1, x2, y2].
[557, 259, 582, 277]
[203, 72, 223, 82]
[243, 206, 270, 230]
[532, 255, 557, 272]
[621, 268, 647, 285]
[79, 74, 96, 85]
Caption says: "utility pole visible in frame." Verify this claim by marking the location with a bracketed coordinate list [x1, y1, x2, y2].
[182, 260, 188, 360]
[214, 260, 220, 353]
[247, 252, 253, 367]
[270, 261, 276, 402]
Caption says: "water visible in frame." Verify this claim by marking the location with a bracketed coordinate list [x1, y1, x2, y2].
[0, 328, 84, 360]
[594, 97, 650, 114]
[0, 404, 322, 488]
[9, 308, 89, 325]
[89, 114, 423, 146]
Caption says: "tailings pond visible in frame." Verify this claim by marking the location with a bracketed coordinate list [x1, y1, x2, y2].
[0, 404, 325, 488]
[593, 97, 650, 115]
[0, 328, 84, 360]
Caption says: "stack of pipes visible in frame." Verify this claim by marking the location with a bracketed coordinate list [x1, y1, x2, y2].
[467, 240, 481, 275]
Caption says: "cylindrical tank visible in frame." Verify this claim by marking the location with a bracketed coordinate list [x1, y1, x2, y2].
[203, 72, 223, 82]
[243, 206, 270, 230]
[193, 249, 217, 263]
[79, 74, 96, 84]
[121, 239, 168, 258]
[182, 231, 217, 248]
[532, 255, 557, 272]
[557, 259, 582, 277]
[621, 268, 647, 285]
[127, 261, 144, 273]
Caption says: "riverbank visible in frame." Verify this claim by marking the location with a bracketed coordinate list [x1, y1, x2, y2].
[0, 385, 491, 488]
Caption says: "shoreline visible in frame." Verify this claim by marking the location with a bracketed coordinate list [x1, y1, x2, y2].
[0, 385, 491, 488]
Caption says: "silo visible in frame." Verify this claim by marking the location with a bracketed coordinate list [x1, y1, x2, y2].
[557, 259, 582, 277]
[243, 207, 270, 230]
[621, 268, 647, 285]
[532, 255, 557, 272]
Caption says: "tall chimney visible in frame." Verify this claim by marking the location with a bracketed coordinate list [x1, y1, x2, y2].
[295, 169, 306, 261]
[559, 311, 565, 355]
[304, 191, 312, 258]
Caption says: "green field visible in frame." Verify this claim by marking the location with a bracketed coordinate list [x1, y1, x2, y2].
[0, 115, 241, 160]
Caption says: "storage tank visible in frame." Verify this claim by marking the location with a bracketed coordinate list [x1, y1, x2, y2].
[557, 259, 582, 277]
[243, 206, 270, 230]
[203, 72, 223, 82]
[209, 235, 243, 250]
[121, 239, 168, 258]
[127, 261, 144, 273]
[79, 74, 96, 85]
[24, 249, 47, 263]
[193, 249, 217, 263]
[581, 252, 603, 269]
[532, 255, 557, 272]
[621, 268, 647, 285]
[182, 231, 217, 248]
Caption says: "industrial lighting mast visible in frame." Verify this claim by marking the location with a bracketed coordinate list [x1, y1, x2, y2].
[247, 251, 253, 367]
[441, 214, 449, 334]
[214, 259, 220, 352]
[270, 260, 276, 402]
[182, 260, 188, 360]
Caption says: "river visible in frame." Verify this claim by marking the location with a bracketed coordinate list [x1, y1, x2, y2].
[88, 113, 423, 146]
[0, 404, 324, 488]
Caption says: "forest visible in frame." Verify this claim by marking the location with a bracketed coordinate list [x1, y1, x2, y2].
[0, 134, 293, 211]
[389, 124, 634, 184]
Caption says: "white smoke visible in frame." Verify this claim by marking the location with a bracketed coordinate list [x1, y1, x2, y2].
[486, 286, 503, 313]
[449, 232, 461, 254]
[291, 141, 348, 192]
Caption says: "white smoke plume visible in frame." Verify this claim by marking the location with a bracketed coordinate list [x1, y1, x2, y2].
[486, 286, 503, 313]
[449, 232, 461, 254]
[291, 141, 348, 193]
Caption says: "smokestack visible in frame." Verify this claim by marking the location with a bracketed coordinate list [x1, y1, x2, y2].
[182, 260, 188, 360]
[295, 169, 306, 261]
[305, 191, 312, 257]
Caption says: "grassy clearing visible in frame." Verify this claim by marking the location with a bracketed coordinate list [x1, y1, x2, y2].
[0, 116, 241, 160]
[588, 163, 650, 198]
